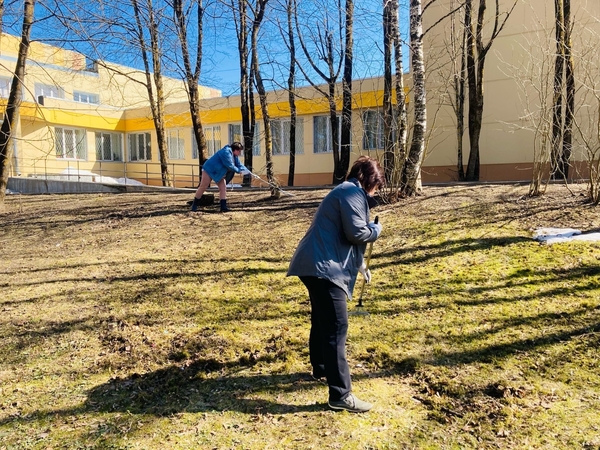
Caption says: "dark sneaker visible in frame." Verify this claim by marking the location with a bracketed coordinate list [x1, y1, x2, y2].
[328, 394, 373, 413]
[190, 197, 200, 212]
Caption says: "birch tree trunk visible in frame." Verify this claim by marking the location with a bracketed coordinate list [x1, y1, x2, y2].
[393, 0, 407, 189]
[383, 0, 395, 184]
[402, 0, 425, 196]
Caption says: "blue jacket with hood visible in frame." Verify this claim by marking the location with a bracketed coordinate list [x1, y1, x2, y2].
[202, 145, 248, 182]
[287, 178, 382, 299]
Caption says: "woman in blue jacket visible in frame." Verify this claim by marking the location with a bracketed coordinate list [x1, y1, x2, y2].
[287, 156, 385, 413]
[190, 142, 249, 212]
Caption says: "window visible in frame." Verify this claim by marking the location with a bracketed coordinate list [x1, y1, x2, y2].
[95, 132, 123, 161]
[229, 123, 242, 144]
[314, 116, 343, 154]
[191, 126, 222, 159]
[0, 77, 25, 100]
[252, 123, 261, 156]
[205, 126, 221, 157]
[0, 77, 10, 98]
[35, 83, 64, 100]
[128, 133, 152, 161]
[362, 110, 385, 150]
[167, 129, 186, 160]
[74, 91, 99, 104]
[228, 123, 261, 156]
[55, 127, 87, 160]
[272, 118, 303, 155]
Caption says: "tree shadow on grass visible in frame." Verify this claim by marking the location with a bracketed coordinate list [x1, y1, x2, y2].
[0, 368, 329, 450]
[0, 363, 328, 433]
[83, 361, 326, 417]
[376, 235, 532, 269]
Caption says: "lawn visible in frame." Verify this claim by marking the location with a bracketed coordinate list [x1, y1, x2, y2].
[1, 183, 600, 449]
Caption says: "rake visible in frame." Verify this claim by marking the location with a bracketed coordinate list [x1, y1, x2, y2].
[350, 216, 379, 317]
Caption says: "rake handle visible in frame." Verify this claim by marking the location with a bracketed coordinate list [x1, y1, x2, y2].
[357, 216, 379, 307]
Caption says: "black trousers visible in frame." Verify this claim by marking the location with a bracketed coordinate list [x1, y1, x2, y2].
[300, 276, 351, 401]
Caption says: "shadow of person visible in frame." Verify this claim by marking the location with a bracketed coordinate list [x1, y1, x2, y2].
[84, 359, 326, 416]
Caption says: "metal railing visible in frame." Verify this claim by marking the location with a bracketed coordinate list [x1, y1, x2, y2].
[19, 157, 204, 188]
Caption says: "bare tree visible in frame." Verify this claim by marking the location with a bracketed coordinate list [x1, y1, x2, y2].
[441, 0, 468, 181]
[250, 0, 279, 196]
[401, 0, 425, 195]
[550, 0, 574, 180]
[131, 0, 172, 186]
[172, 0, 209, 168]
[392, 0, 408, 191]
[231, 0, 256, 184]
[0, 0, 34, 205]
[340, 0, 353, 181]
[464, 0, 517, 181]
[382, 0, 394, 184]
[294, 0, 345, 184]
[285, 0, 297, 186]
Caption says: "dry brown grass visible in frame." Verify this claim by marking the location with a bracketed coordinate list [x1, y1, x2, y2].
[1, 183, 600, 449]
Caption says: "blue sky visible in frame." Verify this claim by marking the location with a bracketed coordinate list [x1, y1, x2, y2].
[4, 0, 409, 97]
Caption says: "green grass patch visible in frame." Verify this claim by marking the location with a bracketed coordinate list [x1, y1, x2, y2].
[1, 184, 600, 449]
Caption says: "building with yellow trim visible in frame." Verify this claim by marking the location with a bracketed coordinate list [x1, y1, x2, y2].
[1, 32, 394, 188]
[3, 0, 600, 190]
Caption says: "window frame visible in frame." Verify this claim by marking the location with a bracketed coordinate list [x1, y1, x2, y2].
[313, 115, 342, 154]
[228, 123, 261, 156]
[35, 83, 65, 101]
[95, 131, 123, 162]
[74, 91, 100, 104]
[128, 132, 152, 161]
[54, 127, 87, 160]
[272, 118, 303, 156]
[362, 110, 387, 151]
[167, 129, 186, 160]
[0, 76, 11, 98]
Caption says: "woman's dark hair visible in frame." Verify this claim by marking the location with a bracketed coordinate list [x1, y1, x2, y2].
[231, 142, 244, 151]
[347, 156, 385, 192]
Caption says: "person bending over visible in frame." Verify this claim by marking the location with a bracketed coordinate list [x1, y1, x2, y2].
[190, 142, 250, 212]
[287, 156, 385, 413]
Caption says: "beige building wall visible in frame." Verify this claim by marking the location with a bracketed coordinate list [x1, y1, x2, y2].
[422, 0, 600, 182]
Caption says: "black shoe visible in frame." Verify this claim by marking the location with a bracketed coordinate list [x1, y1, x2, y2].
[219, 199, 231, 213]
[190, 197, 201, 212]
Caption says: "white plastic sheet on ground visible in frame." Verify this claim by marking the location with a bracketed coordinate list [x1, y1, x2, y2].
[59, 168, 145, 186]
[533, 227, 600, 244]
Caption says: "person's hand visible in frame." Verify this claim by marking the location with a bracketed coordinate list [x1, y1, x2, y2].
[359, 262, 371, 284]
[370, 221, 383, 235]
[240, 168, 251, 176]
